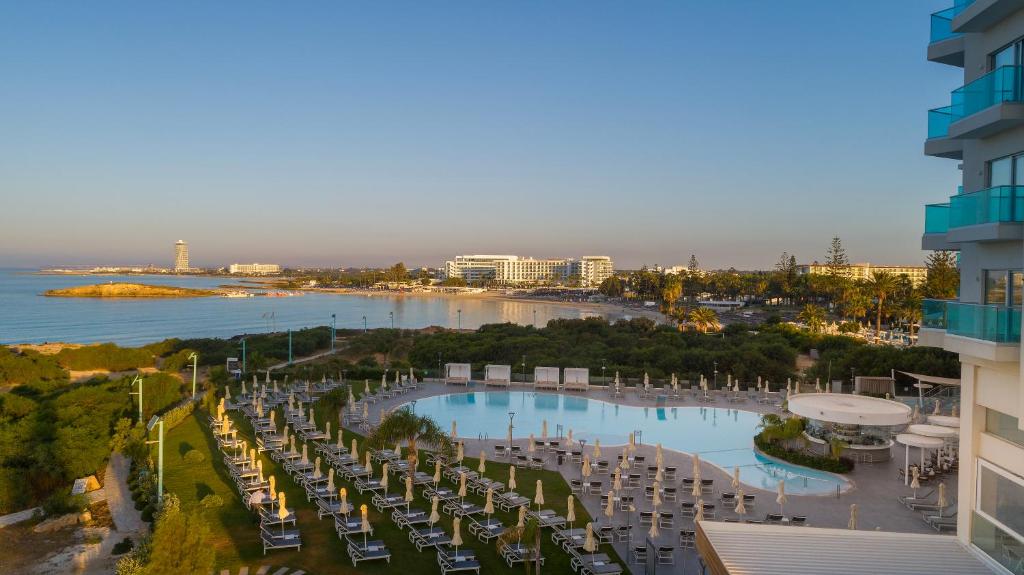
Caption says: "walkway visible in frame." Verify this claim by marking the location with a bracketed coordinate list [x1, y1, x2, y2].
[105, 453, 148, 536]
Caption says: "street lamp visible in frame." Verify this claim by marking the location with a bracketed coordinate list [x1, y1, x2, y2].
[146, 415, 164, 504]
[390, 311, 394, 329]
[241, 338, 246, 375]
[521, 355, 526, 385]
[713, 361, 719, 390]
[457, 309, 462, 331]
[362, 315, 367, 333]
[508, 411, 516, 460]
[437, 352, 442, 382]
[128, 375, 144, 421]
[533, 309, 537, 327]
[331, 313, 336, 351]
[601, 362, 606, 385]
[188, 352, 198, 398]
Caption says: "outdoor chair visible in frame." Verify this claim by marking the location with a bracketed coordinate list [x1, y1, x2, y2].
[408, 525, 451, 551]
[260, 526, 302, 554]
[596, 460, 610, 475]
[663, 487, 678, 502]
[598, 525, 614, 544]
[659, 512, 674, 528]
[664, 466, 677, 481]
[790, 515, 807, 526]
[615, 524, 632, 542]
[639, 511, 654, 526]
[680, 501, 696, 518]
[657, 546, 675, 565]
[679, 529, 695, 549]
[632, 546, 647, 565]
[764, 513, 784, 524]
[345, 535, 391, 566]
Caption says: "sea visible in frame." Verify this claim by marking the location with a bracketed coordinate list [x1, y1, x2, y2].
[0, 269, 632, 346]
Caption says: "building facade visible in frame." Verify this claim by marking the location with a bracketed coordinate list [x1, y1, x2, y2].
[919, 2, 1024, 572]
[442, 254, 614, 286]
[173, 240, 190, 272]
[228, 262, 281, 275]
[796, 262, 929, 286]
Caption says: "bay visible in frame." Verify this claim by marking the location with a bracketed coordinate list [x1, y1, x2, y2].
[0, 269, 636, 346]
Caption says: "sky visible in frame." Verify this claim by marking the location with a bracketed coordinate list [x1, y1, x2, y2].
[0, 1, 963, 270]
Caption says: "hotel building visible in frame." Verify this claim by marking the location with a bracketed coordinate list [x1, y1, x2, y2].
[442, 254, 614, 287]
[228, 263, 281, 275]
[919, 1, 1024, 572]
[173, 240, 190, 272]
[796, 262, 929, 287]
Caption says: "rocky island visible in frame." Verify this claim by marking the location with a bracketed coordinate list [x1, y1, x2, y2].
[44, 282, 219, 298]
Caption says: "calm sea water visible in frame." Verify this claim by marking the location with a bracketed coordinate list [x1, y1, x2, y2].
[0, 269, 632, 346]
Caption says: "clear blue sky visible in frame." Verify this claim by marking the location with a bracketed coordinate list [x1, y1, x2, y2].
[0, 1, 962, 270]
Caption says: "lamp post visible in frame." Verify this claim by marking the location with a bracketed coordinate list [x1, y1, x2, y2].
[288, 329, 293, 365]
[389, 311, 394, 329]
[146, 416, 164, 504]
[188, 352, 198, 399]
[508, 411, 516, 460]
[713, 361, 719, 390]
[437, 353, 442, 382]
[521, 355, 526, 385]
[241, 338, 246, 375]
[457, 309, 462, 331]
[601, 363, 606, 385]
[533, 309, 537, 327]
[331, 313, 336, 351]
[128, 375, 143, 421]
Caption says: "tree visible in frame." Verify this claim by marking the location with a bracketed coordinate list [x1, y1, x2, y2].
[143, 495, 215, 575]
[598, 276, 624, 298]
[385, 262, 410, 283]
[660, 275, 682, 313]
[441, 277, 468, 287]
[825, 236, 849, 277]
[687, 254, 700, 273]
[366, 409, 453, 470]
[688, 307, 720, 334]
[867, 271, 897, 342]
[497, 516, 542, 574]
[924, 251, 959, 299]
[797, 304, 826, 333]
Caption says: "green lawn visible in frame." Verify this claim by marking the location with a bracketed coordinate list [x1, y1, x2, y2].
[159, 389, 623, 574]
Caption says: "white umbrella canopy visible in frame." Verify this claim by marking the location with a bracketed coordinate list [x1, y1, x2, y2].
[429, 496, 440, 525]
[364, 379, 370, 395]
[910, 467, 921, 494]
[478, 451, 487, 475]
[534, 480, 545, 508]
[327, 468, 335, 493]
[339, 487, 349, 515]
[365, 452, 373, 476]
[458, 472, 468, 498]
[848, 503, 858, 530]
[648, 513, 660, 538]
[381, 463, 390, 491]
[694, 499, 705, 522]
[567, 429, 573, 444]
[567, 495, 576, 524]
[484, 488, 495, 515]
[451, 516, 464, 549]
[394, 442, 402, 460]
[301, 444, 309, 466]
[652, 481, 662, 508]
[613, 468, 622, 492]
[362, 402, 369, 420]
[735, 489, 746, 516]
[584, 522, 598, 553]
[582, 455, 592, 479]
[528, 434, 536, 453]
[360, 503, 371, 533]
[934, 399, 941, 415]
[508, 466, 517, 490]
[776, 482, 788, 515]
[457, 442, 464, 463]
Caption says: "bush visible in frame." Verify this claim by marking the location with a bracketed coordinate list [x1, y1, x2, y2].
[838, 321, 860, 334]
[141, 505, 155, 522]
[41, 491, 88, 516]
[55, 343, 154, 371]
[200, 494, 224, 509]
[754, 432, 854, 473]
[183, 450, 205, 464]
[112, 537, 134, 555]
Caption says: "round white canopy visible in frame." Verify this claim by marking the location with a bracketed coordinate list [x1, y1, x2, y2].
[788, 393, 912, 426]
[907, 424, 959, 439]
[927, 415, 961, 428]
[896, 433, 946, 449]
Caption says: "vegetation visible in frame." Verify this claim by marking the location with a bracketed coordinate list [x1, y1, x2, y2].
[754, 414, 854, 473]
[366, 408, 454, 468]
[44, 283, 218, 298]
[55, 343, 156, 371]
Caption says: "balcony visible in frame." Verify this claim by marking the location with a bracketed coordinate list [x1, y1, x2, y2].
[929, 7, 965, 67]
[922, 203, 954, 250]
[951, 0, 1023, 33]
[922, 186, 1024, 244]
[921, 299, 1021, 360]
[924, 106, 964, 158]
[947, 66, 1024, 138]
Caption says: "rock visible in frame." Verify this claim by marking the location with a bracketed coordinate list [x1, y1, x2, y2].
[78, 511, 92, 524]
[33, 513, 78, 533]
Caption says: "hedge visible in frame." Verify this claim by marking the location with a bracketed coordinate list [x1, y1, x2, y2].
[754, 432, 855, 474]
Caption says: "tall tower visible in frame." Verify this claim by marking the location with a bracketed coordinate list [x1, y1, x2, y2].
[174, 240, 190, 272]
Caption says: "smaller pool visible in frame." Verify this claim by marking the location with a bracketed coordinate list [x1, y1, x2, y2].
[407, 391, 849, 495]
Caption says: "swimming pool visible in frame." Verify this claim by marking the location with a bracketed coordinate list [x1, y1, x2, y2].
[406, 391, 849, 495]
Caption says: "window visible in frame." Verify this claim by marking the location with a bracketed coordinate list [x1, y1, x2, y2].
[984, 270, 1023, 306]
[974, 461, 1024, 574]
[987, 409, 1024, 448]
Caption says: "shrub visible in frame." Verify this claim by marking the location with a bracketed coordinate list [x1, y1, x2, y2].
[141, 506, 155, 522]
[112, 537, 134, 555]
[55, 343, 154, 371]
[754, 432, 854, 473]
[183, 450, 205, 464]
[41, 491, 88, 516]
[200, 494, 224, 509]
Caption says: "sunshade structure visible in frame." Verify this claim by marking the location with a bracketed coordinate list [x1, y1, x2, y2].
[534, 366, 560, 390]
[696, 522, 996, 575]
[899, 371, 960, 408]
[563, 368, 590, 392]
[483, 364, 512, 387]
[444, 363, 471, 386]
[896, 433, 947, 485]
[928, 415, 961, 428]
[788, 393, 912, 426]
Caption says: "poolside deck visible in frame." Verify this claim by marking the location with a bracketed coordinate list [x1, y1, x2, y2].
[357, 380, 959, 574]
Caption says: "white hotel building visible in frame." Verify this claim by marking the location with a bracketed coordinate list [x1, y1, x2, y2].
[228, 262, 281, 275]
[442, 255, 613, 287]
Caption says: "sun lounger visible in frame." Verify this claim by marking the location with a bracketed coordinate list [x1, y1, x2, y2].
[345, 535, 391, 566]
[898, 489, 934, 508]
[392, 507, 429, 529]
[437, 547, 481, 574]
[371, 493, 405, 511]
[260, 526, 302, 554]
[499, 542, 545, 568]
[925, 511, 958, 532]
[497, 492, 530, 512]
[570, 550, 611, 571]
[409, 525, 452, 551]
[468, 516, 504, 542]
[335, 515, 370, 537]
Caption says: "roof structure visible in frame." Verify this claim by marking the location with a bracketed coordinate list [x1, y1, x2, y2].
[788, 393, 912, 426]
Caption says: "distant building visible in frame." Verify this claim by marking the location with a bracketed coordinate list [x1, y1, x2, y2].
[796, 262, 928, 286]
[442, 254, 614, 286]
[173, 240, 190, 272]
[228, 262, 281, 275]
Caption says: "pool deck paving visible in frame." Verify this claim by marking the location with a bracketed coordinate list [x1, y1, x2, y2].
[355, 381, 957, 574]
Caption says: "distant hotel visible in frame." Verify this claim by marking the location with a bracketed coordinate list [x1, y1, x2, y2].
[442, 255, 613, 287]
[797, 262, 928, 286]
[228, 262, 281, 275]
[173, 240, 191, 272]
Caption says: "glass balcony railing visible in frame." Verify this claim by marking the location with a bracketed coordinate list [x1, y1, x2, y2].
[924, 203, 951, 234]
[922, 299, 1022, 343]
[948, 185, 1024, 227]
[928, 106, 954, 139]
[950, 65, 1023, 122]
[930, 7, 961, 43]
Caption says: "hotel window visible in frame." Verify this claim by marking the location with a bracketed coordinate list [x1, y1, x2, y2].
[984, 270, 1023, 306]
[986, 409, 1024, 448]
[973, 460, 1024, 574]
[987, 152, 1024, 188]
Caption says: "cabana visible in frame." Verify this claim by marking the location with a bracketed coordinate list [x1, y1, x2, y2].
[534, 367, 560, 390]
[484, 364, 512, 387]
[563, 368, 590, 392]
[895, 433, 947, 485]
[445, 363, 472, 386]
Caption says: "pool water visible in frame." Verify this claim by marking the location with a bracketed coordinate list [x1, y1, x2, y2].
[407, 391, 849, 495]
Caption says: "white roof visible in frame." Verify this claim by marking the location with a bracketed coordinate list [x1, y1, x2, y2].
[896, 433, 947, 449]
[928, 415, 961, 428]
[788, 393, 912, 426]
[907, 424, 959, 439]
[899, 371, 961, 386]
[697, 521, 996, 575]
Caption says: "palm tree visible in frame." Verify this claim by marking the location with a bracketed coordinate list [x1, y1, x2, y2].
[366, 408, 453, 471]
[867, 271, 897, 342]
[688, 307, 720, 334]
[496, 516, 542, 574]
[797, 304, 826, 333]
